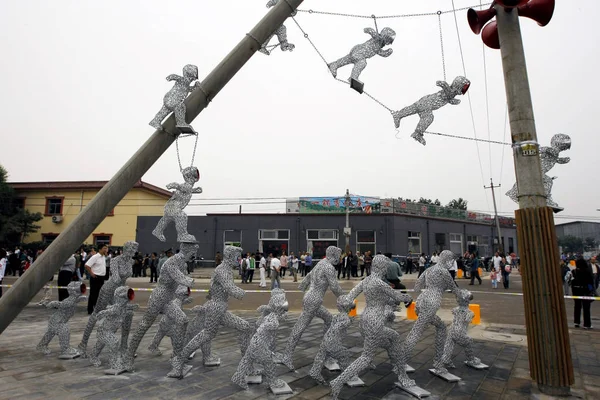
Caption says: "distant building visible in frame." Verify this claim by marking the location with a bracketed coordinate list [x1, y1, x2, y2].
[556, 221, 600, 246]
[10, 180, 170, 247]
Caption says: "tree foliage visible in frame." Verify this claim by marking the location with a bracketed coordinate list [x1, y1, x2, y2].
[418, 197, 441, 206]
[558, 235, 584, 253]
[584, 237, 598, 251]
[446, 198, 468, 210]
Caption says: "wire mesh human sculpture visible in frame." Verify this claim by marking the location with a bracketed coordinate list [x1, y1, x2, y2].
[168, 245, 253, 378]
[328, 27, 396, 84]
[147, 285, 193, 356]
[149, 64, 200, 133]
[152, 166, 201, 243]
[392, 76, 470, 145]
[231, 288, 289, 391]
[396, 250, 461, 388]
[329, 255, 413, 399]
[37, 281, 87, 358]
[258, 0, 296, 55]
[277, 246, 345, 370]
[505, 133, 571, 209]
[124, 242, 196, 371]
[78, 241, 138, 357]
[89, 286, 137, 372]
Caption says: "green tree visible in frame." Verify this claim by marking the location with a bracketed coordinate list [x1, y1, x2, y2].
[447, 198, 469, 210]
[418, 197, 441, 206]
[584, 237, 597, 251]
[558, 235, 584, 253]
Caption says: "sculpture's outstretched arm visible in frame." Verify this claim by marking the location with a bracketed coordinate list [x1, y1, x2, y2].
[364, 27, 378, 38]
[436, 80, 451, 93]
[166, 74, 182, 82]
[344, 280, 364, 301]
[166, 182, 183, 191]
[326, 269, 345, 298]
[377, 48, 393, 57]
[414, 271, 426, 292]
[217, 272, 245, 300]
[298, 271, 311, 291]
[557, 157, 570, 164]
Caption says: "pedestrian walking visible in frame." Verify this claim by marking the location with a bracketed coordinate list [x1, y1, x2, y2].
[85, 245, 108, 314]
[258, 253, 267, 288]
[501, 254, 511, 289]
[469, 253, 482, 285]
[304, 253, 313, 275]
[58, 255, 77, 301]
[280, 252, 288, 278]
[290, 253, 299, 282]
[270, 255, 281, 289]
[572, 258, 595, 329]
[364, 251, 372, 276]
[562, 260, 573, 296]
[490, 269, 498, 289]
[417, 253, 426, 278]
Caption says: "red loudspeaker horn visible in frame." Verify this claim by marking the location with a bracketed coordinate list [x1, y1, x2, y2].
[518, 0, 555, 26]
[467, 5, 497, 34]
[128, 288, 135, 301]
[495, 0, 528, 7]
[80, 283, 87, 294]
[482, 21, 501, 49]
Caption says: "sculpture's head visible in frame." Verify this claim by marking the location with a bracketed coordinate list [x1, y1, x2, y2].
[325, 246, 342, 266]
[269, 288, 288, 316]
[122, 241, 139, 258]
[550, 134, 571, 153]
[182, 166, 200, 184]
[224, 245, 243, 264]
[67, 281, 86, 297]
[183, 64, 199, 80]
[451, 76, 471, 95]
[438, 250, 457, 270]
[372, 254, 389, 276]
[175, 285, 191, 300]
[180, 242, 199, 261]
[456, 288, 473, 307]
[114, 286, 134, 305]
[380, 27, 396, 45]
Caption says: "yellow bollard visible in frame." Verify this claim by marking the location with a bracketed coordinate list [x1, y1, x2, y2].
[406, 302, 417, 320]
[348, 299, 358, 317]
[469, 304, 481, 325]
[457, 269, 463, 278]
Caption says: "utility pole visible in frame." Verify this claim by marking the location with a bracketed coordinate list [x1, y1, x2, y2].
[344, 189, 351, 253]
[484, 178, 503, 253]
[0, 0, 305, 336]
[494, 4, 573, 396]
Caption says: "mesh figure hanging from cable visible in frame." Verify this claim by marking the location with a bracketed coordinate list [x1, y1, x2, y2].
[505, 133, 571, 209]
[328, 27, 396, 90]
[149, 64, 200, 134]
[152, 166, 201, 243]
[258, 0, 296, 55]
[392, 76, 470, 145]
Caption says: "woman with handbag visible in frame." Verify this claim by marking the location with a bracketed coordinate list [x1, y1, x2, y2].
[572, 258, 595, 329]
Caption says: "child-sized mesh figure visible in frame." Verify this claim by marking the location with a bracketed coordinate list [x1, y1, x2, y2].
[231, 289, 289, 391]
[79, 241, 138, 357]
[152, 167, 201, 243]
[439, 289, 484, 371]
[392, 76, 470, 145]
[37, 282, 87, 358]
[309, 300, 356, 385]
[125, 242, 196, 371]
[505, 133, 571, 209]
[396, 250, 461, 388]
[90, 286, 138, 372]
[147, 285, 193, 356]
[149, 64, 200, 132]
[258, 0, 296, 55]
[330, 255, 413, 399]
[278, 246, 345, 371]
[328, 27, 396, 83]
[168, 246, 252, 378]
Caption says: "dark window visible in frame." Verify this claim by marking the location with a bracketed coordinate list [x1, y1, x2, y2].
[278, 230, 289, 239]
[46, 198, 63, 215]
[509, 237, 514, 254]
[357, 230, 375, 243]
[42, 233, 59, 244]
[94, 235, 112, 247]
[307, 230, 319, 240]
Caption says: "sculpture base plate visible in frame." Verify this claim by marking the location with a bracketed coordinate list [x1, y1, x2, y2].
[324, 360, 341, 371]
[465, 361, 489, 370]
[429, 369, 461, 382]
[177, 126, 198, 136]
[204, 358, 221, 367]
[246, 375, 262, 384]
[350, 78, 364, 94]
[58, 353, 81, 360]
[104, 368, 128, 376]
[180, 364, 193, 377]
[551, 206, 564, 214]
[395, 383, 431, 398]
[346, 376, 365, 387]
[270, 381, 293, 395]
[188, 351, 196, 360]
[406, 364, 415, 373]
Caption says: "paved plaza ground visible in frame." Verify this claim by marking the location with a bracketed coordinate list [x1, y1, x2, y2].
[0, 272, 599, 399]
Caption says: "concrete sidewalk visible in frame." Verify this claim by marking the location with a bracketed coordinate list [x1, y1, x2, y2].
[0, 305, 598, 400]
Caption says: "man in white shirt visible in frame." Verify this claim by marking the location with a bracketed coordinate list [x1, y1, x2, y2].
[270, 255, 281, 289]
[85, 245, 108, 314]
[506, 253, 512, 267]
[492, 252, 502, 273]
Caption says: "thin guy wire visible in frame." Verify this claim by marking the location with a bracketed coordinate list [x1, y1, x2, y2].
[296, 4, 492, 19]
[175, 137, 183, 171]
[372, 14, 379, 33]
[499, 103, 509, 184]
[291, 17, 329, 68]
[437, 11, 446, 81]
[480, 0, 493, 182]
[425, 131, 509, 146]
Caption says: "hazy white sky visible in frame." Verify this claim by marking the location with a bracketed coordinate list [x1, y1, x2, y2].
[1, 0, 597, 222]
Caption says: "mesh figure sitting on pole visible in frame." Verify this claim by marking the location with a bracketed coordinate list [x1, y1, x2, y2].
[37, 282, 87, 359]
[392, 76, 470, 145]
[90, 286, 138, 374]
[440, 289, 488, 372]
[78, 241, 138, 357]
[152, 167, 201, 243]
[396, 250, 461, 394]
[169, 245, 253, 379]
[258, 0, 295, 55]
[506, 133, 571, 210]
[147, 285, 194, 357]
[277, 246, 345, 371]
[124, 242, 196, 371]
[149, 64, 200, 134]
[330, 255, 413, 399]
[231, 289, 292, 394]
[328, 27, 396, 93]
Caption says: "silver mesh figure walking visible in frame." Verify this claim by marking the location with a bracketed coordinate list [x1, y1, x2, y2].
[259, 0, 295, 55]
[147, 285, 193, 356]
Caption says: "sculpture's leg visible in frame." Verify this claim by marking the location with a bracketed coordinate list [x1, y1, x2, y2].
[412, 111, 434, 145]
[331, 340, 377, 399]
[441, 334, 456, 368]
[125, 308, 161, 370]
[328, 55, 352, 78]
[259, 33, 276, 55]
[152, 216, 172, 242]
[174, 211, 196, 242]
[335, 347, 353, 371]
[349, 59, 367, 82]
[392, 104, 417, 129]
[90, 339, 105, 367]
[120, 311, 134, 354]
[171, 308, 189, 357]
[149, 106, 171, 130]
[431, 315, 448, 371]
[57, 324, 71, 355]
[231, 354, 252, 389]
[309, 347, 328, 384]
[169, 322, 220, 378]
[315, 305, 333, 336]
[455, 335, 479, 365]
[263, 356, 285, 389]
[174, 103, 191, 129]
[37, 330, 54, 355]
[78, 313, 98, 356]
[148, 325, 166, 355]
[280, 311, 314, 370]
[275, 25, 294, 52]
[223, 311, 252, 356]
[383, 327, 404, 373]
[106, 333, 121, 371]
[543, 174, 559, 208]
[397, 315, 430, 387]
[506, 182, 519, 204]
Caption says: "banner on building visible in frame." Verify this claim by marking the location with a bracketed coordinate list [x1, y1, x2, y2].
[299, 196, 381, 214]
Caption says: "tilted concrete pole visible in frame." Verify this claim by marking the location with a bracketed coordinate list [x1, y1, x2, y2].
[495, 5, 573, 395]
[0, 0, 304, 336]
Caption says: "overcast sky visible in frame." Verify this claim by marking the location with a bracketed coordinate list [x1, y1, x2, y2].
[1, 0, 597, 223]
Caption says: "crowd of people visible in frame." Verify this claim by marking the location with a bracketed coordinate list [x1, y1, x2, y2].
[561, 252, 598, 330]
